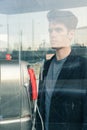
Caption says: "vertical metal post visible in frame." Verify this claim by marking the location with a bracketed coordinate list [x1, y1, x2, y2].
[32, 19, 34, 49]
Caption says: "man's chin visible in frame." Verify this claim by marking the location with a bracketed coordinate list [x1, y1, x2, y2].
[51, 46, 63, 50]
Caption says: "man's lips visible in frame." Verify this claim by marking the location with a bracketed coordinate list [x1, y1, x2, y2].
[51, 39, 56, 42]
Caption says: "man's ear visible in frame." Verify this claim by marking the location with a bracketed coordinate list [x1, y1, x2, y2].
[68, 30, 75, 40]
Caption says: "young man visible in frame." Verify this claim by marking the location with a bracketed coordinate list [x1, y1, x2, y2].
[36, 10, 87, 130]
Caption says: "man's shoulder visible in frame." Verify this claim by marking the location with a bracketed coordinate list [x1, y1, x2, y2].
[71, 48, 87, 62]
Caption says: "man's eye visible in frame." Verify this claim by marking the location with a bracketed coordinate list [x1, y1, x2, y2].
[48, 28, 62, 33]
[55, 28, 62, 32]
[48, 29, 53, 33]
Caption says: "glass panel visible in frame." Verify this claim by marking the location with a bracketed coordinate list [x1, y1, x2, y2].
[0, 1, 87, 130]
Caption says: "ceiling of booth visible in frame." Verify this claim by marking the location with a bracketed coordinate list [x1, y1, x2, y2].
[0, 0, 87, 14]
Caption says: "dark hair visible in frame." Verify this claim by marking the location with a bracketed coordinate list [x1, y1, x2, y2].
[47, 9, 78, 29]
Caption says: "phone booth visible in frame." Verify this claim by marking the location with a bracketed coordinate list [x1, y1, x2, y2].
[0, 58, 38, 130]
[0, 19, 38, 130]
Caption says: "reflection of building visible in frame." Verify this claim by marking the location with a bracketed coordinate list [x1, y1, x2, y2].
[74, 26, 87, 46]
[0, 40, 7, 51]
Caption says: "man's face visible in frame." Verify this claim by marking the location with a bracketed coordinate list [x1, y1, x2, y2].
[49, 22, 74, 49]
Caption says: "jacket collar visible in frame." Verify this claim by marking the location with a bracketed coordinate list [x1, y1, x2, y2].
[58, 50, 76, 79]
[43, 49, 75, 80]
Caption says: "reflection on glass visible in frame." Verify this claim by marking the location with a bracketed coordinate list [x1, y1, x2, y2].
[0, 7, 87, 62]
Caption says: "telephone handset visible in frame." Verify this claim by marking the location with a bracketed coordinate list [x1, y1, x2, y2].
[27, 68, 38, 100]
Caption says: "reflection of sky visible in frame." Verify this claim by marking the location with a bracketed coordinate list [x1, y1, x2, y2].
[63, 7, 87, 27]
[0, 7, 87, 50]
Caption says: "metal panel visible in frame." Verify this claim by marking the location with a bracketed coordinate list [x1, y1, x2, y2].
[0, 60, 33, 130]
[0, 60, 21, 118]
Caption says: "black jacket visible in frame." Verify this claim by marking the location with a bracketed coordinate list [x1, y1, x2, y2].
[36, 50, 87, 130]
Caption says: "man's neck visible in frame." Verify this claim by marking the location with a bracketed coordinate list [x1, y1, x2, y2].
[56, 47, 71, 61]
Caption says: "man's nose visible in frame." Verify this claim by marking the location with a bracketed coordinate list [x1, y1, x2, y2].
[50, 30, 57, 36]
